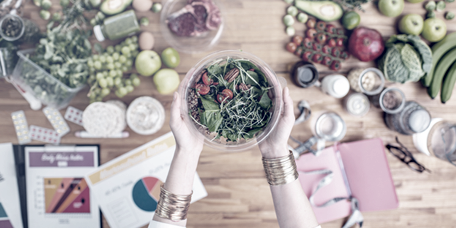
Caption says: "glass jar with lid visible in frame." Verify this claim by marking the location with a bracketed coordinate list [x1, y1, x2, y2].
[384, 101, 431, 135]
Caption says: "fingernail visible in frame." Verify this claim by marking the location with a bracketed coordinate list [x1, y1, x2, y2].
[173, 92, 178, 101]
[284, 87, 289, 96]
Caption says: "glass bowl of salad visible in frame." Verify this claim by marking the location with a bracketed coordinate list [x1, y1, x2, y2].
[179, 50, 283, 152]
[160, 0, 224, 53]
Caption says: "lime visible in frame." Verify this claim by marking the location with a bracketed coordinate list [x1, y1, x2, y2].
[342, 11, 360, 30]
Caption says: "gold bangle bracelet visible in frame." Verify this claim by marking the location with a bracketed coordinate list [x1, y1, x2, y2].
[262, 151, 299, 186]
[155, 186, 193, 221]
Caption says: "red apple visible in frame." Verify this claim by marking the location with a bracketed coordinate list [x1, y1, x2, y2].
[348, 27, 385, 62]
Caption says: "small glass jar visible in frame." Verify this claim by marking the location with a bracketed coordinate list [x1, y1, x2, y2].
[291, 61, 319, 88]
[384, 101, 431, 135]
[0, 14, 39, 43]
[93, 10, 140, 41]
[344, 93, 370, 117]
[370, 87, 406, 114]
[347, 67, 385, 95]
[358, 68, 385, 96]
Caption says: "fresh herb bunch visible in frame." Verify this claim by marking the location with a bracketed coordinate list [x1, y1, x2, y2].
[54, 0, 95, 32]
[30, 22, 92, 89]
[190, 58, 273, 142]
[308, 0, 371, 11]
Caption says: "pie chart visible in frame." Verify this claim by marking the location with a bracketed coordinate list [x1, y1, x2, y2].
[132, 176, 163, 212]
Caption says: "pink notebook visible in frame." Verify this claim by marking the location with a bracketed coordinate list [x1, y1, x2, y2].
[296, 138, 399, 224]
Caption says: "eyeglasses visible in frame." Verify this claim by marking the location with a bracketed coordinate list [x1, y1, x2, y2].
[385, 137, 431, 173]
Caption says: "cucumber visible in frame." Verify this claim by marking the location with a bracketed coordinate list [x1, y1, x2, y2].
[428, 48, 456, 99]
[423, 32, 456, 87]
[441, 62, 456, 103]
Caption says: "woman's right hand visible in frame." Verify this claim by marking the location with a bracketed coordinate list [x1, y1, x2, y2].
[170, 91, 204, 156]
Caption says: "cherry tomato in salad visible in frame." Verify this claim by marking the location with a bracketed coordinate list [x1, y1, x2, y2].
[217, 94, 228, 103]
[222, 89, 234, 99]
[202, 72, 212, 85]
[195, 84, 210, 95]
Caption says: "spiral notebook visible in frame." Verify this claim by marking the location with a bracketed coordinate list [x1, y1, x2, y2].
[296, 138, 399, 224]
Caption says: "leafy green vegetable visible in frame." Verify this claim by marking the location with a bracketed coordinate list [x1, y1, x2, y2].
[378, 35, 432, 83]
[406, 35, 433, 73]
[259, 91, 272, 109]
[30, 23, 92, 89]
[401, 44, 424, 82]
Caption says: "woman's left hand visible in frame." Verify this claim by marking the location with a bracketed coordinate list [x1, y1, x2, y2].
[170, 91, 204, 156]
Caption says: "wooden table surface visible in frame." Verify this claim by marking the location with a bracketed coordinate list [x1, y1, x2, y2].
[2, 0, 456, 227]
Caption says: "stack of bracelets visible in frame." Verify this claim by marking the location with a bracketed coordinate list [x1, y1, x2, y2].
[156, 151, 298, 220]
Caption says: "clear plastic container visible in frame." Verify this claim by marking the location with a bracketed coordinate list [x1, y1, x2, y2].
[11, 49, 85, 109]
[179, 50, 283, 152]
[160, 0, 224, 53]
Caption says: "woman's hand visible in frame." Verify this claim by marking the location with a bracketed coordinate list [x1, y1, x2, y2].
[259, 87, 295, 158]
[170, 91, 204, 156]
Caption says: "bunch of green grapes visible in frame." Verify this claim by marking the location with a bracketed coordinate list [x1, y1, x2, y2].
[87, 36, 141, 102]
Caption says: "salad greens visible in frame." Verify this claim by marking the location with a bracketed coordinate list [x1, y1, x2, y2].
[190, 58, 273, 142]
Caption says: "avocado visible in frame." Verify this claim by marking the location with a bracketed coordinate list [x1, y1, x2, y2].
[295, 0, 343, 22]
[100, 0, 133, 15]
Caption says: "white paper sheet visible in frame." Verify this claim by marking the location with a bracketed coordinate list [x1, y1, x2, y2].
[85, 132, 207, 228]
[25, 145, 100, 228]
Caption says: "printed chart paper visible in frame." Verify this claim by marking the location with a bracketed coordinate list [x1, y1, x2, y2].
[25, 146, 100, 228]
[85, 132, 208, 228]
[0, 143, 24, 228]
[0, 202, 14, 228]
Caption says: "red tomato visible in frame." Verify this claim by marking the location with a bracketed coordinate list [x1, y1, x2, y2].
[327, 38, 337, 47]
[306, 28, 317, 39]
[213, 82, 219, 85]
[286, 42, 297, 53]
[217, 94, 228, 104]
[312, 54, 323, 64]
[195, 84, 210, 95]
[336, 38, 345, 47]
[303, 37, 313, 49]
[292, 35, 304, 46]
[202, 72, 211, 85]
[222, 89, 234, 99]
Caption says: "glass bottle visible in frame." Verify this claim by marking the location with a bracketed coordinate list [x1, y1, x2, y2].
[93, 10, 140, 41]
[384, 101, 431, 135]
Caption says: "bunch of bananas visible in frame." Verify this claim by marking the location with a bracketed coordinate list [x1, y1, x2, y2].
[423, 32, 456, 103]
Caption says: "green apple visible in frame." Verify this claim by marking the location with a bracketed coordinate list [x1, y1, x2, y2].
[406, 0, 424, 3]
[399, 14, 424, 35]
[422, 18, 447, 42]
[135, 50, 161, 76]
[161, 47, 180, 68]
[153, 69, 180, 94]
[378, 0, 404, 17]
